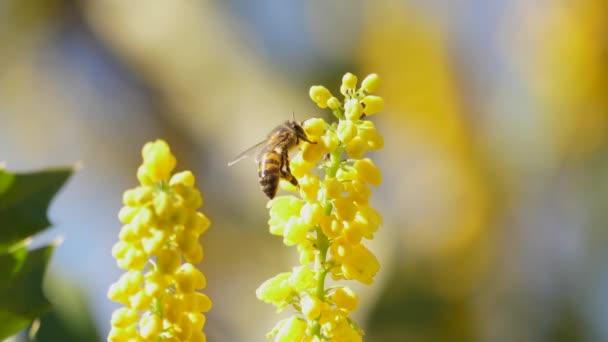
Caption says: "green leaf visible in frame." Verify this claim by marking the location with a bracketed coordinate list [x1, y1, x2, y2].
[0, 245, 55, 340]
[0, 168, 73, 252]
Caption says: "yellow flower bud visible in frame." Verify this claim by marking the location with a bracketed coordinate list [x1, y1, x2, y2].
[343, 220, 364, 243]
[337, 120, 358, 144]
[299, 173, 320, 201]
[118, 224, 139, 243]
[170, 170, 195, 187]
[346, 136, 367, 159]
[107, 282, 129, 305]
[303, 117, 326, 138]
[361, 73, 380, 93]
[341, 72, 358, 90]
[118, 206, 138, 224]
[321, 131, 340, 152]
[361, 95, 384, 116]
[344, 99, 363, 121]
[141, 229, 168, 255]
[163, 295, 185, 323]
[275, 316, 307, 342]
[290, 266, 316, 292]
[298, 240, 316, 265]
[188, 312, 207, 331]
[111, 307, 138, 328]
[283, 217, 308, 246]
[190, 212, 211, 235]
[300, 201, 324, 226]
[301, 141, 326, 164]
[331, 286, 359, 312]
[256, 272, 293, 304]
[175, 263, 206, 293]
[327, 97, 341, 110]
[358, 120, 384, 150]
[334, 198, 357, 221]
[157, 248, 181, 274]
[129, 291, 152, 311]
[344, 180, 370, 205]
[139, 312, 162, 340]
[354, 158, 382, 186]
[309, 85, 333, 108]
[341, 243, 379, 284]
[323, 177, 343, 199]
[320, 215, 342, 239]
[301, 295, 322, 320]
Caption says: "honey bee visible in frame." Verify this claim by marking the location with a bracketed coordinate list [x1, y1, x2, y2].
[228, 119, 316, 199]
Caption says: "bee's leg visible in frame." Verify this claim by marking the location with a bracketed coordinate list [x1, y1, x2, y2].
[281, 152, 299, 187]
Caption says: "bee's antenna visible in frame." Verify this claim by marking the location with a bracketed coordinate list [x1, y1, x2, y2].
[292, 110, 296, 121]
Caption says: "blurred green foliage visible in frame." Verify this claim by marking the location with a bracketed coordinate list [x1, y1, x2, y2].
[0, 168, 72, 340]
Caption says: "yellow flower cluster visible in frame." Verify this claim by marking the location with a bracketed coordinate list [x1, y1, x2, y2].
[257, 73, 384, 341]
[108, 140, 211, 342]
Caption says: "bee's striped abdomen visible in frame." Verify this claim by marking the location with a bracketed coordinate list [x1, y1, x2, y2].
[258, 151, 282, 199]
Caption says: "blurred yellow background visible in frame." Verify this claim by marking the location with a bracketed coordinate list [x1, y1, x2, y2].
[1, 0, 607, 341]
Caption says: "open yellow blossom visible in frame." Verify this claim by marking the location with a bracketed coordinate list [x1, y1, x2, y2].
[257, 73, 384, 341]
[108, 139, 211, 342]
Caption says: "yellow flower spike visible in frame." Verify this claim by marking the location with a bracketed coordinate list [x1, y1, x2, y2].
[341, 72, 358, 90]
[109, 140, 211, 341]
[354, 158, 382, 186]
[361, 73, 380, 93]
[344, 98, 364, 121]
[361, 95, 384, 116]
[263, 74, 383, 340]
[309, 85, 333, 108]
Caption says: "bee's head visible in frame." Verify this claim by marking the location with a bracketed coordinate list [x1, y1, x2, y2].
[287, 120, 315, 144]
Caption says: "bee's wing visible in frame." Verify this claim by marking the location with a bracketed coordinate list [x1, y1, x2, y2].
[227, 140, 267, 166]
